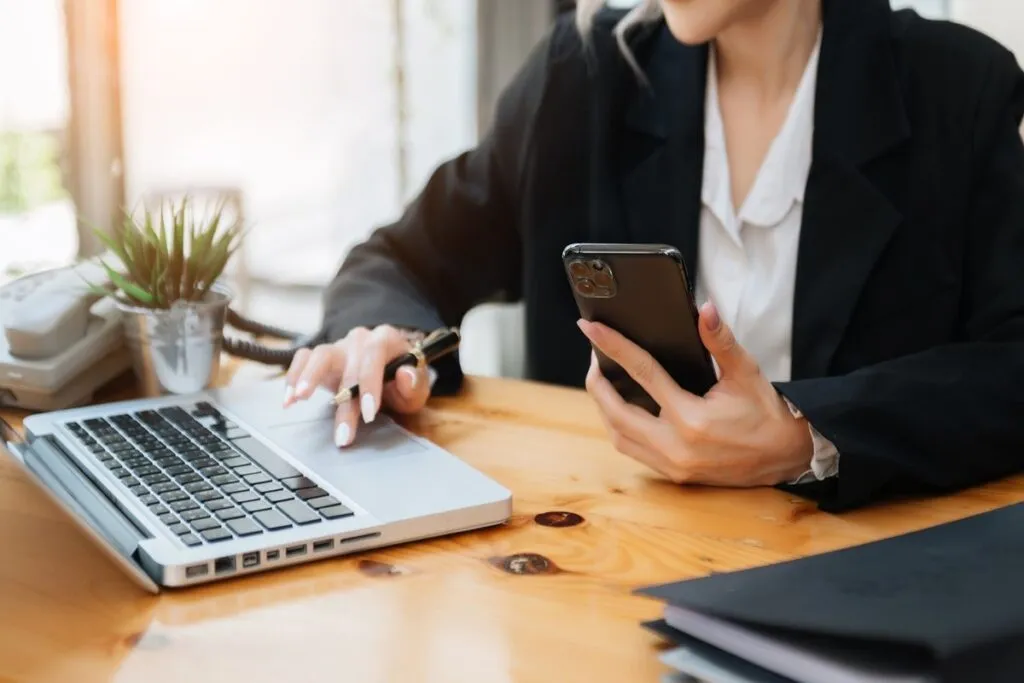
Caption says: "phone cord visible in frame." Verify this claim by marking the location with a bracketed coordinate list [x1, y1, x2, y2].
[222, 309, 325, 367]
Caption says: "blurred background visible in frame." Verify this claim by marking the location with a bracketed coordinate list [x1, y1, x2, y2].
[1, 0, 1021, 378]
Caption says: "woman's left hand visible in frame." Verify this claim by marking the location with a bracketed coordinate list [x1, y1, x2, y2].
[578, 302, 813, 487]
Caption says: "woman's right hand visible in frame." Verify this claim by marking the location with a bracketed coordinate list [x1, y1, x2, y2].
[282, 325, 432, 448]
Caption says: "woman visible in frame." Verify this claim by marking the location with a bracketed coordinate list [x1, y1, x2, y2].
[284, 0, 1024, 512]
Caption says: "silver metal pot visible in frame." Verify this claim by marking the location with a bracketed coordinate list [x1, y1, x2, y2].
[117, 286, 231, 397]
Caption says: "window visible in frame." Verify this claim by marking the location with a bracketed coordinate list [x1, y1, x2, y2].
[0, 0, 78, 282]
[116, 0, 477, 331]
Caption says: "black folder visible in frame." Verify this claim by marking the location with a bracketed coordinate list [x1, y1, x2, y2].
[637, 503, 1024, 683]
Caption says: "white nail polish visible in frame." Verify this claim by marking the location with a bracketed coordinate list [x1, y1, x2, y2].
[334, 423, 351, 447]
[296, 380, 310, 396]
[361, 393, 377, 423]
[400, 366, 418, 388]
[283, 385, 295, 405]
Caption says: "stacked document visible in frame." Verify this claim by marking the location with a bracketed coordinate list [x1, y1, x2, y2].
[636, 503, 1024, 683]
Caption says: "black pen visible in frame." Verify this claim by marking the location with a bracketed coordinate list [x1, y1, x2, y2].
[330, 327, 461, 405]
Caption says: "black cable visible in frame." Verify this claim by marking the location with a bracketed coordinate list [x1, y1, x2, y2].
[222, 309, 325, 367]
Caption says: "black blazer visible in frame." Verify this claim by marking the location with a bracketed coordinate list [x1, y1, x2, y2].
[322, 0, 1024, 512]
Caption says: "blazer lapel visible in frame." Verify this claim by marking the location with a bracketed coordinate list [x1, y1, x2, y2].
[617, 27, 708, 288]
[791, 0, 911, 379]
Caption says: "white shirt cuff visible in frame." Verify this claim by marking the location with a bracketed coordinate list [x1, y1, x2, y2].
[782, 396, 840, 484]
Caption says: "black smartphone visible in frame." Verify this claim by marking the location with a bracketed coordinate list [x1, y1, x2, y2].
[562, 242, 717, 415]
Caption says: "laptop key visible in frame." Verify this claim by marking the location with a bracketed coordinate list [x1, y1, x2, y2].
[253, 510, 292, 530]
[181, 534, 202, 547]
[201, 528, 233, 543]
[129, 485, 148, 497]
[297, 487, 327, 501]
[230, 490, 259, 504]
[254, 481, 282, 494]
[232, 436, 303, 480]
[242, 500, 271, 513]
[281, 476, 317, 491]
[210, 474, 239, 486]
[141, 473, 167, 486]
[152, 482, 179, 494]
[169, 523, 190, 535]
[182, 509, 210, 522]
[160, 490, 189, 503]
[319, 505, 354, 520]
[192, 518, 221, 531]
[165, 465, 192, 477]
[174, 473, 202, 485]
[195, 490, 222, 503]
[266, 490, 293, 504]
[148, 504, 169, 515]
[206, 499, 233, 511]
[199, 465, 228, 477]
[170, 500, 198, 513]
[243, 473, 272, 485]
[226, 517, 263, 537]
[184, 481, 212, 494]
[222, 456, 249, 469]
[215, 507, 245, 522]
[140, 494, 159, 506]
[278, 500, 320, 525]
[222, 482, 248, 494]
[308, 496, 341, 510]
[158, 512, 178, 525]
[233, 465, 261, 477]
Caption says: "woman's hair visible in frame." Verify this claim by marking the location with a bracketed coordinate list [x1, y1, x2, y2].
[575, 0, 663, 74]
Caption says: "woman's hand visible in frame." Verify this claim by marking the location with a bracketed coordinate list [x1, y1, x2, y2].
[282, 325, 431, 448]
[578, 303, 813, 487]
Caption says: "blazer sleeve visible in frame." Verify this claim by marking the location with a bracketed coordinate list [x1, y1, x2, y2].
[776, 48, 1024, 513]
[318, 24, 559, 394]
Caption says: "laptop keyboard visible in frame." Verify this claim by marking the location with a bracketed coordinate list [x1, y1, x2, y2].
[62, 402, 353, 547]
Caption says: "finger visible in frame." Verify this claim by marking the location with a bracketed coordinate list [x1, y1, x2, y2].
[294, 345, 342, 401]
[585, 352, 662, 447]
[333, 341, 365, 448]
[578, 319, 699, 412]
[698, 302, 759, 379]
[356, 326, 409, 423]
[283, 347, 312, 406]
[382, 364, 431, 414]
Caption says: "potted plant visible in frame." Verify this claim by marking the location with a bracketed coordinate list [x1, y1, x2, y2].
[88, 196, 244, 396]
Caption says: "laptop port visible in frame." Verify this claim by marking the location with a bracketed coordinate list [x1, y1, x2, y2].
[313, 539, 334, 553]
[214, 556, 235, 574]
[285, 544, 306, 558]
[186, 563, 209, 578]
[266, 549, 280, 561]
[242, 552, 260, 568]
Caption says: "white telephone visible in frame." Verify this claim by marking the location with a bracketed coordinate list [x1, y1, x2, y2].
[1, 261, 320, 411]
[0, 261, 131, 411]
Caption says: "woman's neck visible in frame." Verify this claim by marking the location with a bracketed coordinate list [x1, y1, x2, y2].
[714, 0, 822, 104]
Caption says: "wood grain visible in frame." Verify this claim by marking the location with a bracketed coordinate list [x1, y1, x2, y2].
[1, 362, 1022, 683]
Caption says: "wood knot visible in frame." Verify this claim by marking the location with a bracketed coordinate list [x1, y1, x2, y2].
[358, 559, 411, 577]
[534, 511, 584, 528]
[488, 553, 561, 575]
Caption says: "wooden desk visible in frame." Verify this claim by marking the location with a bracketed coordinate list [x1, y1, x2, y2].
[2, 366, 1024, 683]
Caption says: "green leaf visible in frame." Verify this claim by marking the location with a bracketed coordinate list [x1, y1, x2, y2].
[101, 260, 154, 305]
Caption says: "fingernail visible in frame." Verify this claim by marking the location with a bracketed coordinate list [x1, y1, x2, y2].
[361, 393, 377, 423]
[283, 385, 294, 406]
[703, 303, 721, 331]
[334, 423, 351, 447]
[399, 365, 418, 388]
[296, 380, 310, 397]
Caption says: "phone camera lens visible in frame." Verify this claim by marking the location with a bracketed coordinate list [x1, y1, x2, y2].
[569, 261, 590, 278]
[575, 278, 596, 296]
[592, 270, 613, 288]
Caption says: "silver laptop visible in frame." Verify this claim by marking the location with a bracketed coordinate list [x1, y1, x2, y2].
[1, 376, 512, 592]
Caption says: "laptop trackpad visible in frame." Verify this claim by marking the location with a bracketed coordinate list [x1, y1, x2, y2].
[212, 377, 426, 470]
